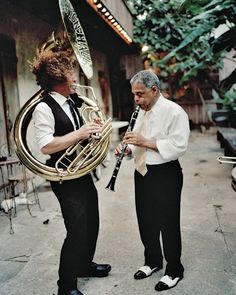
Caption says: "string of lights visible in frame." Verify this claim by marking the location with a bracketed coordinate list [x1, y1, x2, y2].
[86, 0, 133, 44]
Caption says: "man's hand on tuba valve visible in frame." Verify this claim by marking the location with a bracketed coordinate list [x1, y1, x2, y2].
[91, 118, 102, 139]
[76, 122, 102, 140]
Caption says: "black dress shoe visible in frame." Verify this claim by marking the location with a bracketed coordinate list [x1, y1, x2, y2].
[155, 275, 183, 291]
[77, 262, 111, 277]
[134, 265, 162, 280]
[57, 289, 84, 295]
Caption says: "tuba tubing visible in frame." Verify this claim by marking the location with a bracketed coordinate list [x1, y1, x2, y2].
[13, 87, 112, 182]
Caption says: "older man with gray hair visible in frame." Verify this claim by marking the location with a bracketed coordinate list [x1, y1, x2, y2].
[116, 69, 190, 291]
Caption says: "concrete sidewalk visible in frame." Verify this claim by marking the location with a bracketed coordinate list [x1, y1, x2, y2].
[0, 129, 236, 295]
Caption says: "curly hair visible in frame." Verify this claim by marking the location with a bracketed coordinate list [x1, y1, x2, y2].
[30, 49, 76, 91]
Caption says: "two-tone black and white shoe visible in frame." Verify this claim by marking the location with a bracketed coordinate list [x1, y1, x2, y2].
[134, 265, 162, 280]
[155, 275, 183, 291]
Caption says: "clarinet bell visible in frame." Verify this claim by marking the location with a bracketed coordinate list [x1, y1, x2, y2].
[105, 176, 116, 191]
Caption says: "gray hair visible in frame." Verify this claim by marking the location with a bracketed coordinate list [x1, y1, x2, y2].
[130, 70, 161, 90]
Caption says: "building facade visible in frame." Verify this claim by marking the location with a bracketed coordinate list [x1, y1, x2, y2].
[0, 0, 142, 202]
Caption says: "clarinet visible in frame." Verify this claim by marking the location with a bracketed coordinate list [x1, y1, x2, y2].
[105, 106, 140, 191]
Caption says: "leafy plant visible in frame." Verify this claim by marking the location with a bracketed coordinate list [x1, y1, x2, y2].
[212, 88, 236, 109]
[128, 0, 236, 104]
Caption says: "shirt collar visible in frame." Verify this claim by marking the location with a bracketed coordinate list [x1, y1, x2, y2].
[151, 93, 165, 115]
[49, 91, 68, 106]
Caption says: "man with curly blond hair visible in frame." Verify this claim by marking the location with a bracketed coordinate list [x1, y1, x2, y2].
[32, 49, 111, 295]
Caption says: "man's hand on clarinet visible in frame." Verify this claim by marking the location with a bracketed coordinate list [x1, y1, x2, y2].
[123, 131, 146, 147]
[114, 143, 132, 157]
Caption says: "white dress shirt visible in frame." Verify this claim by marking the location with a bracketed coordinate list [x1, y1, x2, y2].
[132, 94, 190, 164]
[32, 91, 79, 150]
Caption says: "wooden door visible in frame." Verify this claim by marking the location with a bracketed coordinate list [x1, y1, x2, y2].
[0, 34, 19, 157]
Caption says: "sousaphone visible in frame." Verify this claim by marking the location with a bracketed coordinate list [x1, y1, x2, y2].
[13, 0, 112, 181]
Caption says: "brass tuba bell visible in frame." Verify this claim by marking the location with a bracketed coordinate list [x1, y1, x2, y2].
[12, 0, 112, 182]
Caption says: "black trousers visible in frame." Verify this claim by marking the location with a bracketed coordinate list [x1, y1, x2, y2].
[134, 160, 184, 278]
[50, 173, 99, 291]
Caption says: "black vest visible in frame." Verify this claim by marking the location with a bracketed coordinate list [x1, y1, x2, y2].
[43, 93, 82, 167]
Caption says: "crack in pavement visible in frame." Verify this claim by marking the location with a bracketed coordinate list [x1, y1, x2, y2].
[0, 254, 31, 263]
[213, 204, 233, 261]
